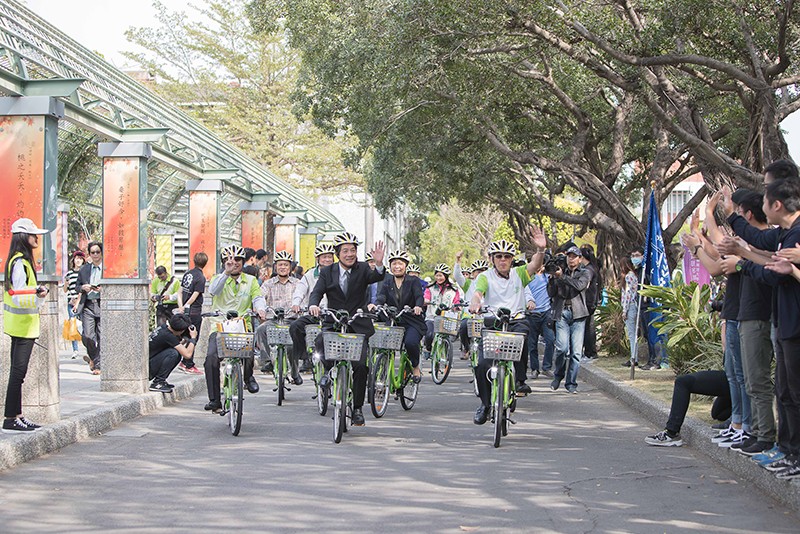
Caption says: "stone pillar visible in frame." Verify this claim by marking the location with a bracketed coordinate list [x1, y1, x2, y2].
[186, 180, 223, 279]
[97, 142, 151, 393]
[273, 210, 307, 259]
[0, 96, 63, 422]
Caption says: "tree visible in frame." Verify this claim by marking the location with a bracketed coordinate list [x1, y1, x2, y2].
[250, 0, 798, 275]
[124, 0, 363, 197]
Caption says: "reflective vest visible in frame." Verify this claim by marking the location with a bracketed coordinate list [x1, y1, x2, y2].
[3, 253, 40, 338]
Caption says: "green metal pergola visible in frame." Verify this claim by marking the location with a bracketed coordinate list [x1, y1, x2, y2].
[0, 0, 343, 241]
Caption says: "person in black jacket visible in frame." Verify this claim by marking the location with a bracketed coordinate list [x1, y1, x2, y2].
[372, 250, 425, 381]
[579, 245, 601, 360]
[74, 241, 104, 374]
[309, 232, 386, 426]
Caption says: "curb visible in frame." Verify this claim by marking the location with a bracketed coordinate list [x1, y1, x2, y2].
[580, 362, 800, 513]
[0, 376, 205, 472]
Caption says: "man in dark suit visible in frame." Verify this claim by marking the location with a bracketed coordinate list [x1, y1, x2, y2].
[372, 250, 425, 381]
[309, 231, 386, 426]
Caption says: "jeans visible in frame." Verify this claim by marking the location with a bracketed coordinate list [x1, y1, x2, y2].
[624, 304, 638, 362]
[527, 311, 555, 372]
[67, 303, 79, 352]
[553, 309, 586, 390]
[4, 337, 34, 418]
[724, 320, 751, 432]
[149, 347, 181, 382]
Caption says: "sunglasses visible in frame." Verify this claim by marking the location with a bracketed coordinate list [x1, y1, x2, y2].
[495, 254, 513, 260]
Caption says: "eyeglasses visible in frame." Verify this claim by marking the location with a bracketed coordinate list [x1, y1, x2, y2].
[90, 250, 102, 254]
[495, 254, 513, 260]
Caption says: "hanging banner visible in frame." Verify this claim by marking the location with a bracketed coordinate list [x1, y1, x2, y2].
[299, 233, 316, 271]
[155, 234, 174, 274]
[102, 158, 140, 278]
[241, 210, 265, 250]
[189, 191, 218, 280]
[682, 244, 711, 286]
[274, 225, 295, 258]
[0, 115, 45, 274]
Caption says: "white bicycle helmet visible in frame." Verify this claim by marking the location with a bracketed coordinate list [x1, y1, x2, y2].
[220, 244, 246, 261]
[364, 251, 374, 262]
[434, 263, 452, 275]
[487, 240, 517, 256]
[471, 259, 490, 271]
[314, 243, 335, 257]
[333, 231, 360, 248]
[407, 263, 421, 274]
[274, 250, 293, 263]
[388, 250, 411, 264]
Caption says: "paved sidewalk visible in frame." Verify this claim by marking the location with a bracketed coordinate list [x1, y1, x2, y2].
[0, 352, 204, 471]
[580, 360, 800, 513]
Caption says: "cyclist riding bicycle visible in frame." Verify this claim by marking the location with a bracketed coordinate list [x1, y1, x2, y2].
[406, 263, 427, 290]
[255, 250, 300, 382]
[371, 249, 425, 382]
[423, 263, 462, 359]
[468, 230, 546, 424]
[289, 243, 335, 373]
[203, 245, 267, 412]
[309, 232, 387, 426]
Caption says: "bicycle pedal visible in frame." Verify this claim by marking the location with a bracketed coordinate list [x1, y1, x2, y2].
[219, 410, 228, 416]
[285, 386, 292, 392]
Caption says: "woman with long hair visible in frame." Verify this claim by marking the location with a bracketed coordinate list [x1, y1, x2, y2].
[619, 255, 639, 367]
[64, 250, 85, 358]
[3, 218, 49, 433]
[423, 263, 461, 358]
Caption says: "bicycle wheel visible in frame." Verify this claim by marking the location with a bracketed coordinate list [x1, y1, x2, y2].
[431, 336, 452, 385]
[502, 365, 511, 436]
[276, 347, 285, 406]
[399, 359, 418, 411]
[370, 352, 390, 418]
[315, 361, 329, 416]
[333, 365, 347, 443]
[230, 361, 244, 436]
[470, 342, 480, 397]
[493, 364, 505, 448]
[367, 350, 377, 406]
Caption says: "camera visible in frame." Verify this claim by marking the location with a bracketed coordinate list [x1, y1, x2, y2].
[544, 253, 567, 274]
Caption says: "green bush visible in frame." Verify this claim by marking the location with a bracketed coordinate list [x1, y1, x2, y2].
[596, 287, 630, 359]
[638, 276, 723, 375]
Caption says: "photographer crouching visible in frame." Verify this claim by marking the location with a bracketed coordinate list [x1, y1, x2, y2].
[547, 246, 592, 394]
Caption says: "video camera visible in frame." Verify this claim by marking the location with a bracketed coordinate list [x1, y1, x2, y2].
[544, 253, 567, 274]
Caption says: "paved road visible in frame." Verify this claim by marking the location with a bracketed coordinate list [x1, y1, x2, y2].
[1, 364, 796, 533]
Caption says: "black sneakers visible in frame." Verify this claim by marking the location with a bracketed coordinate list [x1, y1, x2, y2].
[2, 417, 38, 433]
[149, 380, 174, 393]
[473, 405, 489, 425]
[738, 440, 775, 457]
[352, 408, 365, 426]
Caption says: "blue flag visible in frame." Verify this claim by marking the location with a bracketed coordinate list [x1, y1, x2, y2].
[643, 190, 671, 348]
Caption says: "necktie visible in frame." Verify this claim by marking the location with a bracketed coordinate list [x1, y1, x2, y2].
[341, 270, 350, 295]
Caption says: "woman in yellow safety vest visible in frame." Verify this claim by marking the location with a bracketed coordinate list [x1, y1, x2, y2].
[2, 218, 49, 433]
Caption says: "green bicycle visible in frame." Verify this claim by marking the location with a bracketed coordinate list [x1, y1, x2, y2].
[430, 304, 461, 385]
[466, 317, 483, 397]
[368, 305, 418, 418]
[305, 321, 326, 415]
[264, 307, 294, 406]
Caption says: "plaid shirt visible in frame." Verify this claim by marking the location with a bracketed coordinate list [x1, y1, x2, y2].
[260, 276, 298, 310]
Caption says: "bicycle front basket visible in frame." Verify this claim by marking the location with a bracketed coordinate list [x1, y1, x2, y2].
[305, 324, 322, 347]
[467, 319, 483, 338]
[481, 330, 525, 361]
[370, 325, 405, 350]
[266, 323, 292, 346]
[323, 332, 366, 361]
[216, 332, 255, 360]
[433, 315, 459, 336]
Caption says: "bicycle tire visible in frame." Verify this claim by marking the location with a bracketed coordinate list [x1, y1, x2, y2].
[333, 365, 347, 443]
[431, 336, 452, 385]
[502, 364, 511, 436]
[470, 366, 480, 397]
[230, 361, 244, 436]
[315, 361, 329, 416]
[276, 346, 285, 406]
[493, 364, 505, 448]
[399, 360, 418, 410]
[367, 350, 377, 406]
[370, 352, 390, 418]
[470, 341, 480, 397]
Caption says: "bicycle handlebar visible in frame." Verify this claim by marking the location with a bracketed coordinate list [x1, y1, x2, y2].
[201, 309, 259, 319]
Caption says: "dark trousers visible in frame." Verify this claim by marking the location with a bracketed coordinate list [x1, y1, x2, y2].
[81, 299, 101, 368]
[182, 310, 202, 368]
[204, 332, 255, 403]
[775, 336, 800, 456]
[583, 311, 598, 358]
[149, 347, 181, 382]
[315, 329, 370, 409]
[475, 318, 530, 407]
[665, 370, 731, 435]
[4, 337, 34, 418]
[403, 326, 424, 367]
[290, 315, 317, 363]
[527, 311, 555, 372]
[458, 319, 469, 352]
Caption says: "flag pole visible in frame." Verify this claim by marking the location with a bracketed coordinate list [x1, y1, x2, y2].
[631, 180, 657, 380]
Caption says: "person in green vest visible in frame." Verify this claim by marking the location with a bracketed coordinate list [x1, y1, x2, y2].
[150, 265, 181, 326]
[3, 218, 49, 433]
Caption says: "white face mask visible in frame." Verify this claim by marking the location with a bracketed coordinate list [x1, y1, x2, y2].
[631, 256, 643, 267]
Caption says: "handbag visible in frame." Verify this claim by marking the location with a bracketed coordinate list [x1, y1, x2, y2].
[62, 317, 82, 341]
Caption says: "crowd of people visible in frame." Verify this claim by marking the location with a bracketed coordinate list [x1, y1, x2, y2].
[3, 160, 800, 483]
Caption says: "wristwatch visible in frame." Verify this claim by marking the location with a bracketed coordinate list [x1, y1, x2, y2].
[735, 259, 745, 272]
